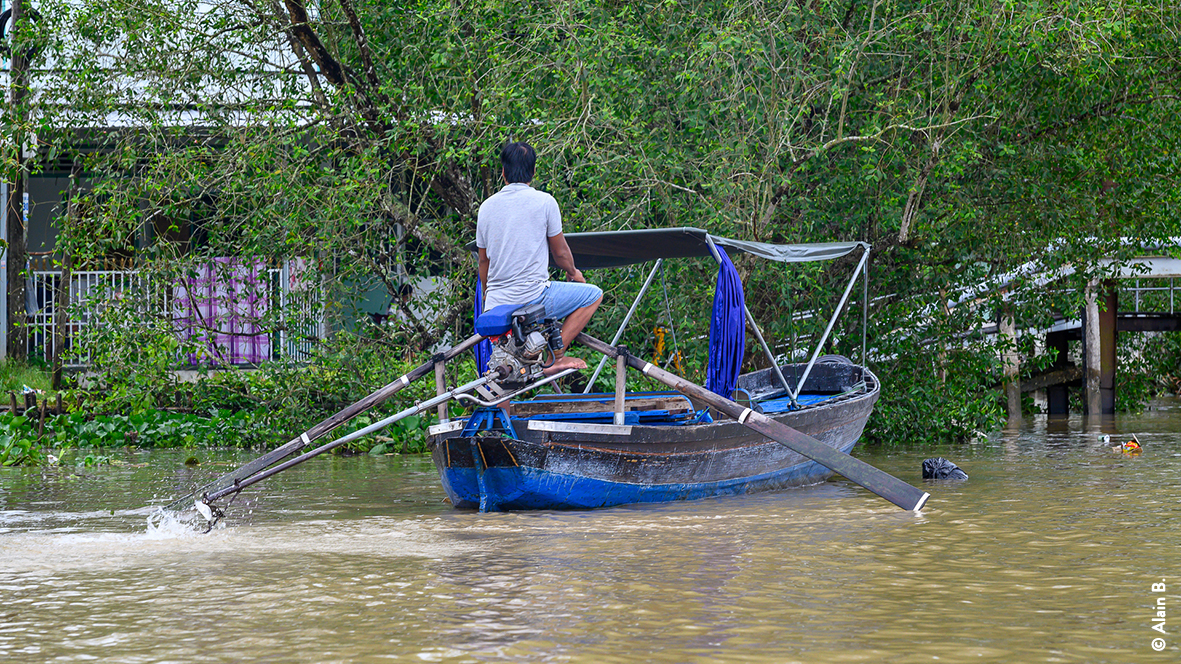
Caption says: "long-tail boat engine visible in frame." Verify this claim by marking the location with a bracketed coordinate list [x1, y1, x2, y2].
[477, 303, 564, 400]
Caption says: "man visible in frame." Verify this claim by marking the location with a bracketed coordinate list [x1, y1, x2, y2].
[477, 141, 602, 375]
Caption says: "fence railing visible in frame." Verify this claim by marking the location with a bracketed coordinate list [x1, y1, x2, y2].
[1122, 278, 1177, 314]
[25, 262, 324, 368]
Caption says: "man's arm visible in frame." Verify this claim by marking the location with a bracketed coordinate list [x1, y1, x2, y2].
[547, 233, 585, 283]
[478, 247, 490, 292]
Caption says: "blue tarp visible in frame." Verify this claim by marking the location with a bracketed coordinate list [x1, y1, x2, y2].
[474, 278, 491, 374]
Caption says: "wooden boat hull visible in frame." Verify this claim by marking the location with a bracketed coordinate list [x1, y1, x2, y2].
[428, 363, 879, 511]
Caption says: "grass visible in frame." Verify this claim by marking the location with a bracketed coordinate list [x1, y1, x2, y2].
[0, 359, 54, 395]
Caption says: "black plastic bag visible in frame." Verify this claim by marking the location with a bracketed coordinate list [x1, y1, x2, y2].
[922, 457, 968, 480]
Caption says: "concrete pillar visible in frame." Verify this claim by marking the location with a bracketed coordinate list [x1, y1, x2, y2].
[1084, 280, 1102, 415]
[1099, 280, 1118, 414]
[1032, 333, 1046, 412]
[999, 315, 1020, 420]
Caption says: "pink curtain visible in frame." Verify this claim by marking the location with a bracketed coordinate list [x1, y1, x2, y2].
[175, 258, 271, 365]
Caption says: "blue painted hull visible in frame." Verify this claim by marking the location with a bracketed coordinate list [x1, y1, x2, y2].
[428, 364, 879, 511]
[435, 439, 858, 510]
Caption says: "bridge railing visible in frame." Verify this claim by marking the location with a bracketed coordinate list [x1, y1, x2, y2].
[1123, 278, 1176, 314]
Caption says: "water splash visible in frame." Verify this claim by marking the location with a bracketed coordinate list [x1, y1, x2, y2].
[145, 506, 219, 538]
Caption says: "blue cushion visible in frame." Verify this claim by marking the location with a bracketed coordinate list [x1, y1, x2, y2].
[475, 303, 525, 336]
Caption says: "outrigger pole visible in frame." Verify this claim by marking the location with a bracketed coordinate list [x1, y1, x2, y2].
[163, 333, 485, 513]
[576, 332, 930, 512]
[189, 366, 575, 525]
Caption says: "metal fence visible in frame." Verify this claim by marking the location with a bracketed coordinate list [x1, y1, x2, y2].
[267, 263, 326, 362]
[25, 262, 324, 368]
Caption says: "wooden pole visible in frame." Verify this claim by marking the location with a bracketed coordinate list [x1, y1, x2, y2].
[578, 333, 930, 511]
[36, 396, 46, 440]
[614, 351, 626, 426]
[434, 360, 448, 424]
[1099, 279, 1118, 414]
[1046, 331, 1070, 415]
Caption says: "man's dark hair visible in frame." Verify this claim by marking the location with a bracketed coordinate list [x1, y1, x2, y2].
[500, 141, 536, 184]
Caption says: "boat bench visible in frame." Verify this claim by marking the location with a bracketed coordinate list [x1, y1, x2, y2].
[511, 391, 700, 425]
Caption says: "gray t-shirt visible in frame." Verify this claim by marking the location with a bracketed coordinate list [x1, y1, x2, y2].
[476, 183, 562, 309]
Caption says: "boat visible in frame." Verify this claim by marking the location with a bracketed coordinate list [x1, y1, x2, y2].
[426, 227, 881, 511]
[171, 229, 928, 524]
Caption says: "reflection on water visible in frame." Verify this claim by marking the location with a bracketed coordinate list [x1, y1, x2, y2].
[2, 402, 1179, 663]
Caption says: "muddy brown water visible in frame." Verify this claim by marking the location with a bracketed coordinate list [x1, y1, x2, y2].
[2, 402, 1179, 663]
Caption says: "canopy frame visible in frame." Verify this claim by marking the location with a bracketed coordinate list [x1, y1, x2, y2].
[470, 227, 872, 400]
[548, 228, 872, 402]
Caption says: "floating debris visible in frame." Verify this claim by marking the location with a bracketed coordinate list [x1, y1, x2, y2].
[922, 457, 968, 480]
[1111, 434, 1142, 455]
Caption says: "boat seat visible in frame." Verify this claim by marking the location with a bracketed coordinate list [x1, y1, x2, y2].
[475, 303, 530, 336]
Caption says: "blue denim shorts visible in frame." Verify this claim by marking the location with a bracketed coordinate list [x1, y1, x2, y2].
[529, 281, 602, 320]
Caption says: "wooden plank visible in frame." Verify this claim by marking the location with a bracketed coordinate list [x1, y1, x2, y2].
[614, 354, 626, 425]
[1117, 314, 1181, 332]
[510, 395, 692, 417]
[1019, 366, 1083, 393]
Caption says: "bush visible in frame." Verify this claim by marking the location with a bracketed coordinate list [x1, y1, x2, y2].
[1146, 331, 1181, 396]
[864, 340, 1006, 445]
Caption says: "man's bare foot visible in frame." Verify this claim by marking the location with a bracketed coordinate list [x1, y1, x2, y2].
[544, 355, 587, 376]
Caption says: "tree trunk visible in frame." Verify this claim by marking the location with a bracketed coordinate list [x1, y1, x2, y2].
[4, 178, 27, 361]
[4, 0, 30, 360]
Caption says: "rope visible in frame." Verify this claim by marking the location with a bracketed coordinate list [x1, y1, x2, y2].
[658, 262, 684, 371]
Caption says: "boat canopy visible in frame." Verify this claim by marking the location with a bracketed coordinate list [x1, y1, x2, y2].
[467, 226, 867, 270]
[472, 226, 871, 403]
[559, 227, 867, 270]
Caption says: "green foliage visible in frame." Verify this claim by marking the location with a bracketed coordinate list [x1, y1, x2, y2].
[1146, 331, 1181, 397]
[0, 329, 452, 465]
[0, 416, 47, 467]
[864, 342, 1005, 445]
[1115, 333, 1155, 413]
[71, 290, 191, 413]
[363, 414, 432, 455]
[0, 400, 433, 467]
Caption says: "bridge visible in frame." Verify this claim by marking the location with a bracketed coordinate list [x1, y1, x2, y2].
[954, 240, 1180, 416]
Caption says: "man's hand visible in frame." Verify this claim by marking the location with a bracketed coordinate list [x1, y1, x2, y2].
[567, 268, 585, 283]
